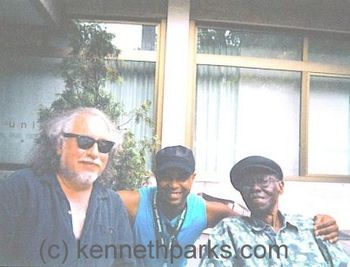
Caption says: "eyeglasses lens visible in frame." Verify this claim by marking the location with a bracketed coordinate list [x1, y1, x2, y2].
[64, 133, 114, 153]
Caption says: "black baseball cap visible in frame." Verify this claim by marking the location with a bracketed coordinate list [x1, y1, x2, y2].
[230, 156, 283, 191]
[154, 145, 195, 176]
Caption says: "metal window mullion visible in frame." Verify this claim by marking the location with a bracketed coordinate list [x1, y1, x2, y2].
[155, 19, 167, 145]
[186, 20, 197, 148]
[196, 54, 350, 76]
[300, 72, 310, 177]
[118, 50, 156, 62]
[300, 36, 309, 177]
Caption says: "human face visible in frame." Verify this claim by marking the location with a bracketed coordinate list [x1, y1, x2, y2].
[156, 168, 195, 210]
[57, 113, 113, 188]
[239, 168, 284, 216]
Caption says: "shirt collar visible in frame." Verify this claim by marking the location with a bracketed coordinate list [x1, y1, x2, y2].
[247, 211, 299, 233]
[37, 171, 109, 200]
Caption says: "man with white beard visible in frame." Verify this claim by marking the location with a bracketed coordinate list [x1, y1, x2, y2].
[0, 108, 134, 267]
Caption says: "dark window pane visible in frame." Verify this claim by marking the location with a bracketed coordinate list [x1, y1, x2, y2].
[197, 27, 302, 60]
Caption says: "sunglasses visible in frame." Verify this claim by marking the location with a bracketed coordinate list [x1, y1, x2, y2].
[63, 132, 115, 154]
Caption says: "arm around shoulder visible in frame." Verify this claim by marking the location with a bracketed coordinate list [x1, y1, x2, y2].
[117, 190, 140, 224]
[205, 200, 240, 228]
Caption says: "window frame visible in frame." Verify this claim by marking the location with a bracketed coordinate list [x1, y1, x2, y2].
[189, 22, 350, 183]
[97, 20, 165, 143]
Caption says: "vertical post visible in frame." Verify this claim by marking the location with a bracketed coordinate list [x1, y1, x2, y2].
[161, 0, 190, 147]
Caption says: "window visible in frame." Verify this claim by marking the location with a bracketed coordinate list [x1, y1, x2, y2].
[197, 28, 302, 60]
[101, 23, 158, 141]
[309, 35, 350, 67]
[108, 60, 156, 139]
[308, 75, 350, 175]
[0, 56, 63, 166]
[194, 26, 350, 181]
[0, 22, 160, 167]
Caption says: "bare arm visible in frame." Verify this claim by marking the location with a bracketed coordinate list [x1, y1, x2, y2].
[117, 190, 140, 225]
[205, 200, 241, 228]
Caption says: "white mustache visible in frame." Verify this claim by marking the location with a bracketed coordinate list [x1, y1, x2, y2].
[79, 159, 101, 167]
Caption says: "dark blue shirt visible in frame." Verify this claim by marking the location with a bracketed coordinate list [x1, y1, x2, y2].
[0, 169, 135, 267]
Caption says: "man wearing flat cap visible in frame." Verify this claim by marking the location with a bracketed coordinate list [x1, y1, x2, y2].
[200, 156, 349, 266]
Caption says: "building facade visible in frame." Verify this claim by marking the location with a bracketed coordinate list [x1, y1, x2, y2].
[1, 0, 350, 230]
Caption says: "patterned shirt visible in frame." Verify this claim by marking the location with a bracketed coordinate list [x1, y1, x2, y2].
[200, 212, 349, 267]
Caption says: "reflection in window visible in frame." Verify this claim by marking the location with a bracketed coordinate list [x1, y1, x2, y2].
[309, 36, 350, 67]
[100, 23, 157, 51]
[195, 65, 300, 176]
[197, 28, 302, 60]
[0, 56, 63, 164]
[308, 76, 350, 175]
[107, 61, 155, 140]
[98, 23, 157, 142]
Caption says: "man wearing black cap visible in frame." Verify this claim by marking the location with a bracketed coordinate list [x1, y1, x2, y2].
[119, 145, 239, 266]
[200, 156, 349, 266]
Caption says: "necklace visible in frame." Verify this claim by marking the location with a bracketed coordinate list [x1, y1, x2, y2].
[152, 190, 187, 266]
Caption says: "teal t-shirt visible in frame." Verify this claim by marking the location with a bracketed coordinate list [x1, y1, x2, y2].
[133, 186, 207, 266]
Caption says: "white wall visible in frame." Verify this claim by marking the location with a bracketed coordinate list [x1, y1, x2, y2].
[281, 181, 350, 230]
[193, 179, 350, 230]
